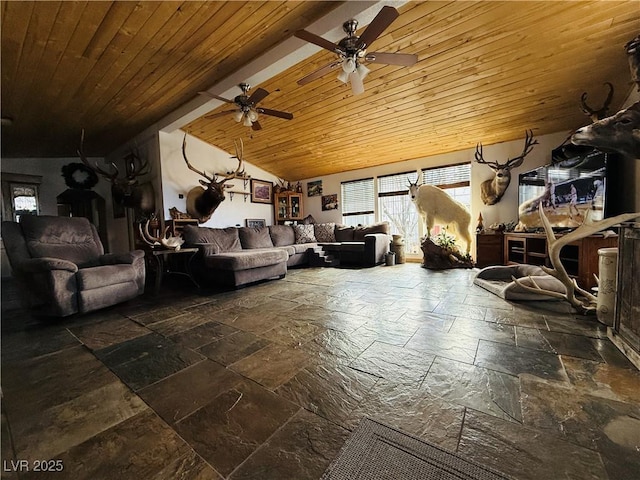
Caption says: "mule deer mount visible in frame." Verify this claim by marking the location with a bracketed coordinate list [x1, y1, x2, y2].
[475, 130, 538, 205]
[572, 101, 640, 159]
[78, 130, 155, 213]
[580, 82, 614, 122]
[513, 205, 640, 314]
[182, 134, 245, 223]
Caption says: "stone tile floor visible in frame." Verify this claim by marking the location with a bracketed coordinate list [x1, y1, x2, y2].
[1, 264, 639, 479]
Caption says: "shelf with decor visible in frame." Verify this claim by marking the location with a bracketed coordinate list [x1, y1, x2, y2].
[502, 232, 617, 290]
[274, 191, 303, 224]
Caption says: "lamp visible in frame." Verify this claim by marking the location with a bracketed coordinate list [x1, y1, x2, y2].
[233, 110, 244, 122]
[243, 114, 253, 127]
[338, 57, 356, 83]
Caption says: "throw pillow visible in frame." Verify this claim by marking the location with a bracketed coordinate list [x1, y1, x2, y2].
[314, 223, 336, 243]
[334, 224, 355, 242]
[293, 224, 316, 244]
[302, 214, 316, 225]
[269, 225, 295, 246]
[238, 226, 274, 249]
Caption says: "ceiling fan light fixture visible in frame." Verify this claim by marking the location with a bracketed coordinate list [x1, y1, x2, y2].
[233, 110, 244, 122]
[356, 63, 370, 80]
[242, 115, 253, 127]
[247, 109, 259, 122]
[337, 69, 350, 84]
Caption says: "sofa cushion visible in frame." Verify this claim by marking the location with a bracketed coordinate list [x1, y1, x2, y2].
[334, 225, 355, 242]
[239, 227, 274, 249]
[339, 242, 366, 253]
[269, 225, 295, 246]
[294, 224, 316, 244]
[183, 225, 241, 253]
[20, 215, 103, 267]
[203, 249, 287, 271]
[353, 222, 390, 241]
[76, 264, 137, 290]
[314, 223, 336, 243]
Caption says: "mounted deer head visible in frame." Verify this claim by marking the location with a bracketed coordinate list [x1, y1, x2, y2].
[182, 134, 245, 223]
[475, 130, 538, 205]
[571, 101, 640, 159]
[580, 82, 614, 122]
[78, 130, 155, 213]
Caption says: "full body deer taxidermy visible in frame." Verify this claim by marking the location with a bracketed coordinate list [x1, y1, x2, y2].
[513, 205, 640, 314]
[78, 130, 155, 213]
[408, 181, 472, 254]
[182, 134, 245, 223]
[475, 130, 538, 205]
[571, 101, 640, 159]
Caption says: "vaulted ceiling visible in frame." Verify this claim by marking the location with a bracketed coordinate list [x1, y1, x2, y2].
[2, 1, 638, 181]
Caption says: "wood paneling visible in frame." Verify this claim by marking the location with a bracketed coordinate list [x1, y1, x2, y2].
[2, 1, 638, 182]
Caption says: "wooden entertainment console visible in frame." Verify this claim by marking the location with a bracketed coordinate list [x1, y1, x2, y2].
[502, 232, 617, 290]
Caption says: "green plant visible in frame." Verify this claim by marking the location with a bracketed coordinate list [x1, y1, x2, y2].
[434, 229, 457, 251]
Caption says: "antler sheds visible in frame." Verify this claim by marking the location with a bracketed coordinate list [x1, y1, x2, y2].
[513, 205, 640, 313]
[138, 221, 184, 250]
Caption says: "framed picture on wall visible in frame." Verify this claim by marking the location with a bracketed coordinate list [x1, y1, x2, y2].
[251, 179, 273, 204]
[246, 218, 266, 228]
[307, 180, 322, 197]
[322, 194, 338, 211]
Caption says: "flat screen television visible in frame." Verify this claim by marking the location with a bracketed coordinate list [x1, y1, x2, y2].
[518, 146, 610, 230]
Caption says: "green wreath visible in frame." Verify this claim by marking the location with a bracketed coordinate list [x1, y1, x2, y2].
[61, 163, 99, 190]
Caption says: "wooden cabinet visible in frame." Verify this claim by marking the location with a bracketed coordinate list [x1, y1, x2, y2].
[275, 192, 303, 223]
[475, 233, 504, 268]
[610, 223, 640, 369]
[502, 232, 618, 290]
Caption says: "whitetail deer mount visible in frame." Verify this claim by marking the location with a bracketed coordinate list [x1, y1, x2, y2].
[580, 82, 614, 122]
[182, 134, 245, 223]
[571, 101, 640, 159]
[475, 130, 538, 205]
[78, 130, 155, 213]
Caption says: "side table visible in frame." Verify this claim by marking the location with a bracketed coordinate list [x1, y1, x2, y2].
[148, 247, 200, 295]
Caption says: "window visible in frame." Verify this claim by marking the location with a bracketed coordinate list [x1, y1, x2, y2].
[421, 163, 471, 236]
[1, 173, 42, 222]
[378, 172, 420, 254]
[341, 178, 374, 226]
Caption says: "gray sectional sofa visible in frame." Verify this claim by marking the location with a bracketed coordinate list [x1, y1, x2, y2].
[183, 222, 390, 288]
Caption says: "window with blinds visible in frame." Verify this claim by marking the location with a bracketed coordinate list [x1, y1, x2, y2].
[341, 177, 374, 226]
[377, 171, 420, 254]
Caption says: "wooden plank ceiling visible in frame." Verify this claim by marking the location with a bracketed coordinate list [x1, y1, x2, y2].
[2, 1, 638, 182]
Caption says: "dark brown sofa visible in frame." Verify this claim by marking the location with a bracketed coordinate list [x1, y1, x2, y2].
[183, 222, 390, 289]
[2, 215, 145, 317]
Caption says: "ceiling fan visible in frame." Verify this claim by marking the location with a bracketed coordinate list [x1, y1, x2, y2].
[201, 83, 293, 131]
[294, 6, 417, 95]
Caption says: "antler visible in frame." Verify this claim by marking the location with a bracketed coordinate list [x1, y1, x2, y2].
[138, 221, 184, 250]
[474, 130, 537, 170]
[513, 205, 640, 313]
[218, 139, 245, 184]
[504, 130, 538, 169]
[78, 129, 119, 180]
[580, 82, 614, 122]
[182, 133, 215, 183]
[122, 149, 151, 182]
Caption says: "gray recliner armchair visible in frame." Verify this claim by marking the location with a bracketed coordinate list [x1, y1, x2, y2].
[2, 215, 145, 317]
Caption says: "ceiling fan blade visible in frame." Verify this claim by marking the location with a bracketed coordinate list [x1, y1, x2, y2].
[247, 87, 269, 105]
[366, 52, 418, 66]
[258, 108, 293, 120]
[251, 120, 263, 131]
[198, 91, 234, 103]
[294, 29, 338, 53]
[204, 110, 237, 119]
[356, 6, 399, 50]
[297, 61, 342, 85]
[349, 72, 365, 95]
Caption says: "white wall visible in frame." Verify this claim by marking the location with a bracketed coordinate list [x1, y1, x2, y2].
[158, 130, 281, 227]
[299, 131, 571, 231]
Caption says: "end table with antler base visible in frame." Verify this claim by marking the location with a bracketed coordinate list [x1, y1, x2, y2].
[147, 247, 200, 295]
